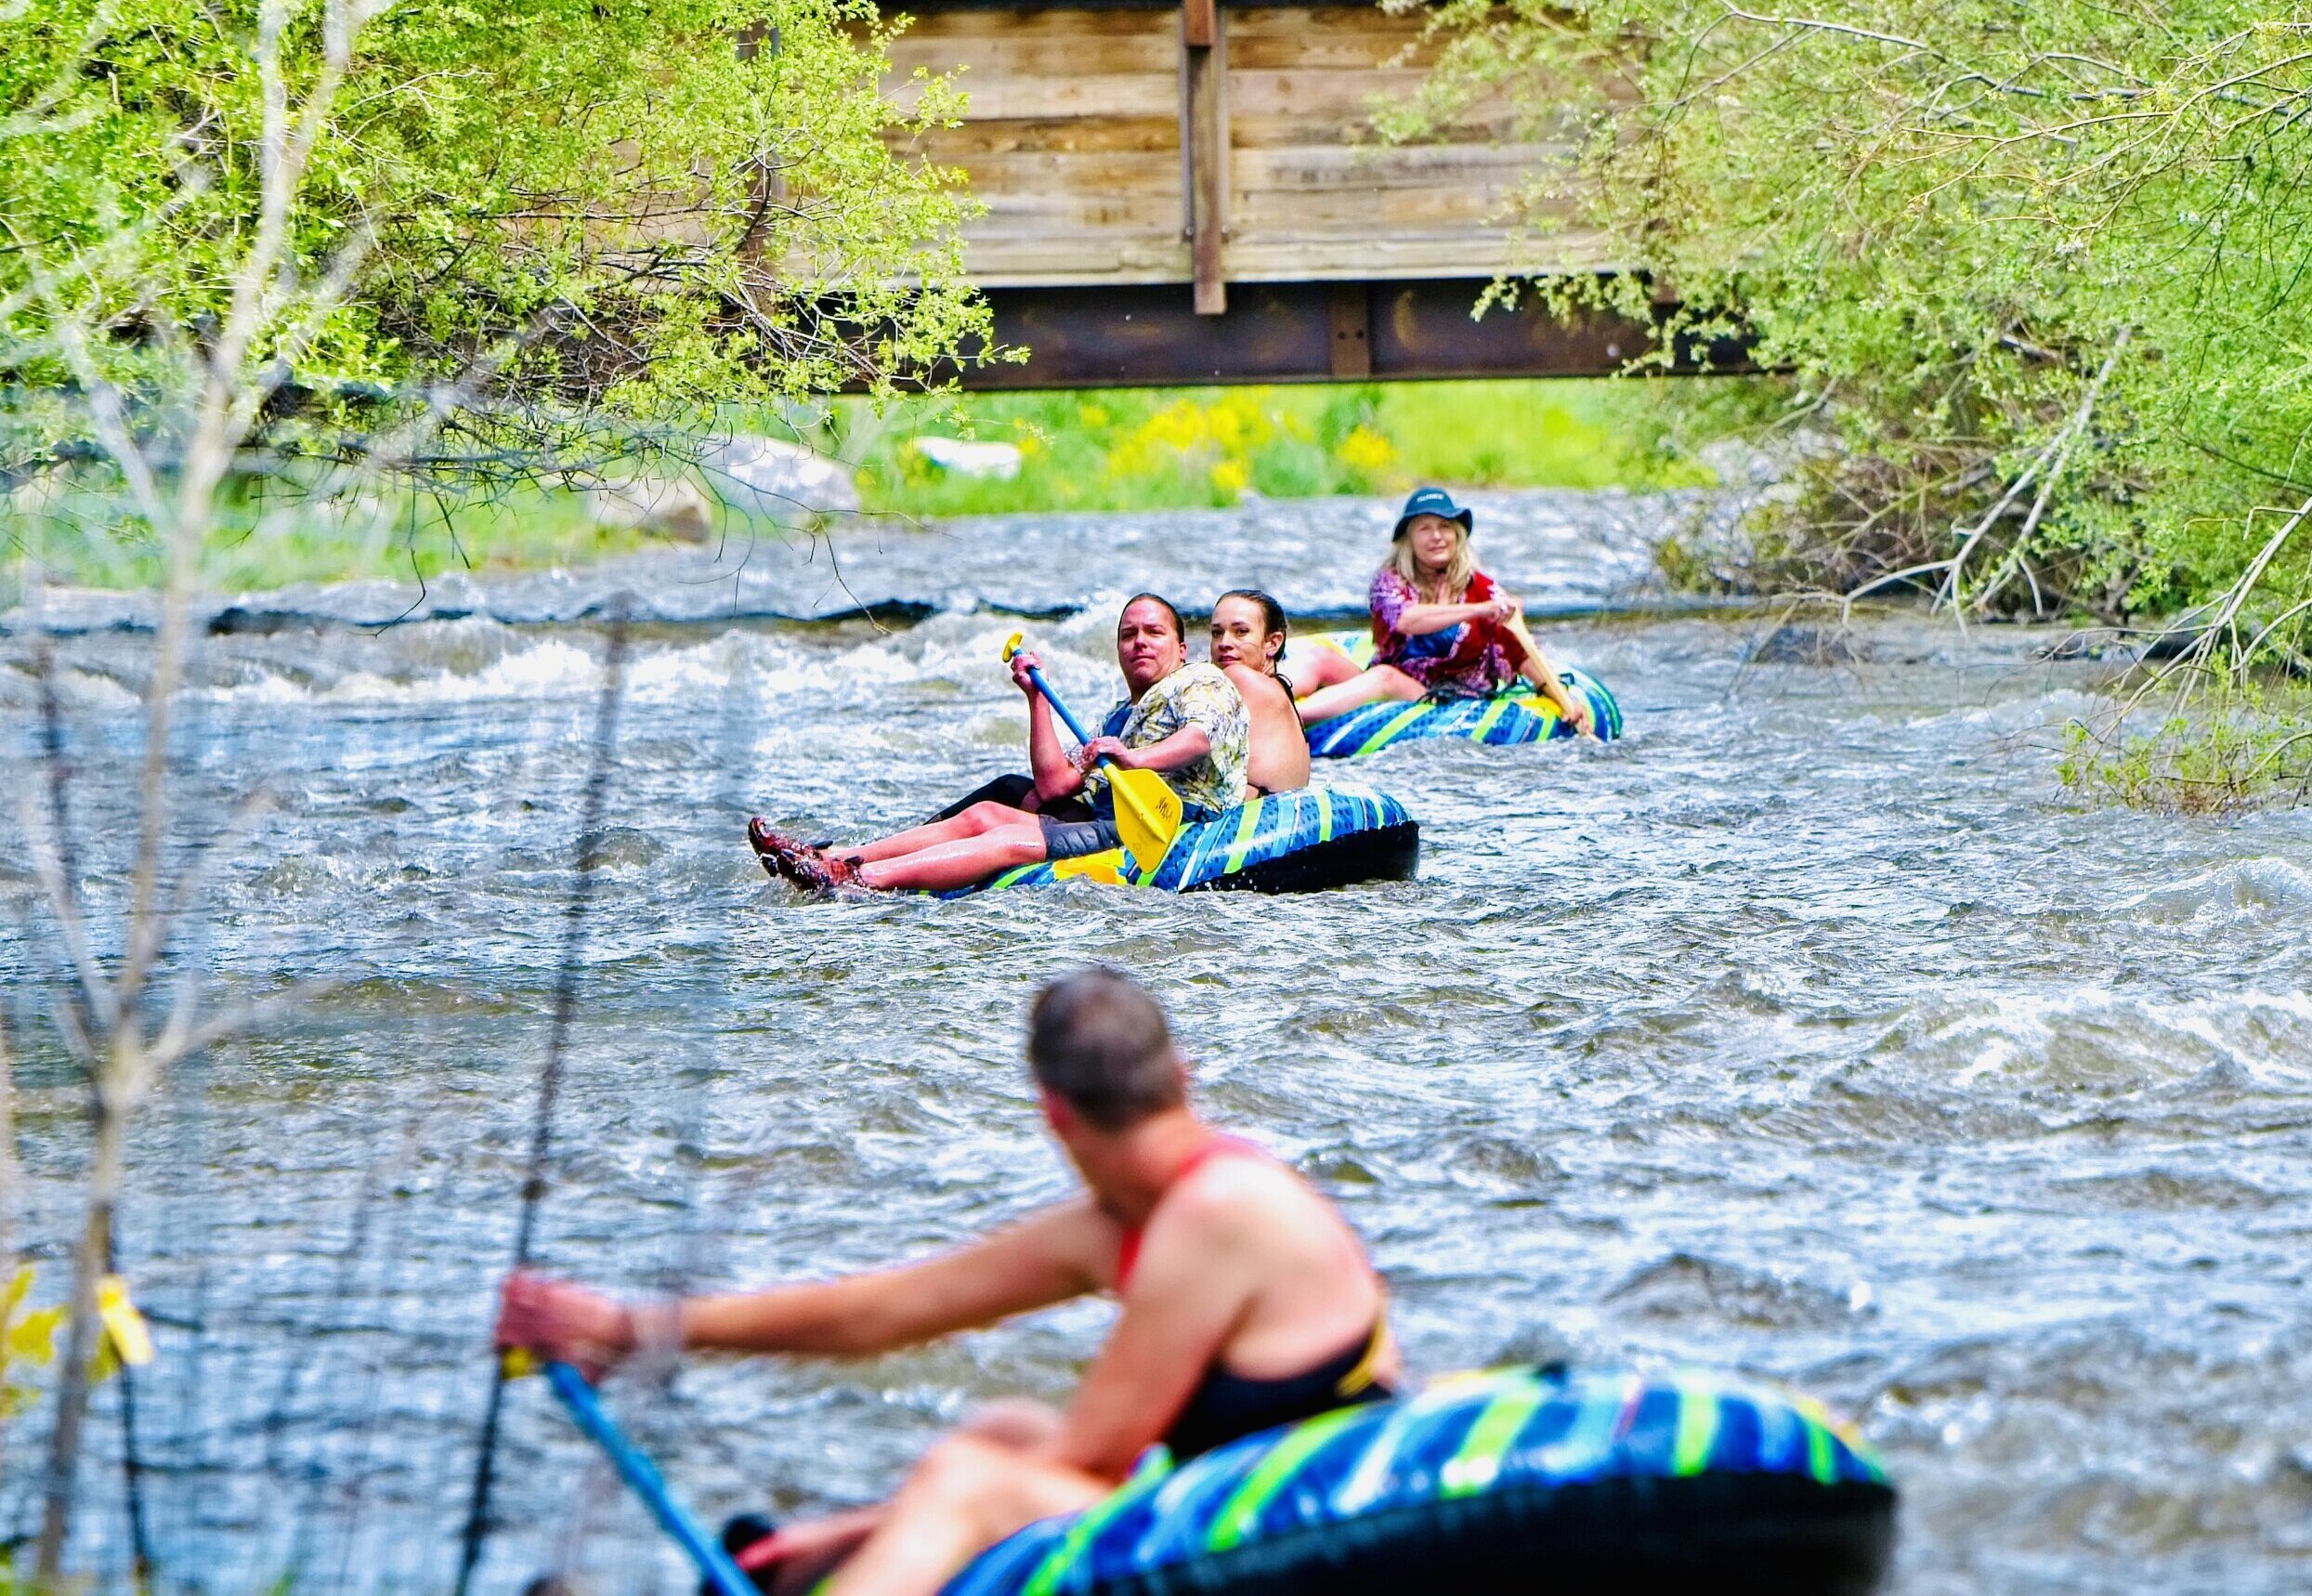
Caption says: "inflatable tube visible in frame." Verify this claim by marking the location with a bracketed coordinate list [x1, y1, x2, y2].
[1297, 631, 1624, 759]
[950, 784, 1418, 896]
[944, 1364, 1895, 1596]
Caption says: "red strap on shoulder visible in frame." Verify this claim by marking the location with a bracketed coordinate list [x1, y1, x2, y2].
[1115, 1136, 1265, 1291]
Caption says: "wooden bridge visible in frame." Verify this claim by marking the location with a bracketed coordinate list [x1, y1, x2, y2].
[880, 0, 1737, 387]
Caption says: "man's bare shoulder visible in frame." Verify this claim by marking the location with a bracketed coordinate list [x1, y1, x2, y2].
[1161, 1152, 1313, 1237]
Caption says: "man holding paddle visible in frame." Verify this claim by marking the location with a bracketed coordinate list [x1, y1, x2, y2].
[495, 968, 1398, 1596]
[751, 594, 1248, 895]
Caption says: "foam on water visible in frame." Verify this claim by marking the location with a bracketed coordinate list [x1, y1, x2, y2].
[2125, 856, 2312, 927]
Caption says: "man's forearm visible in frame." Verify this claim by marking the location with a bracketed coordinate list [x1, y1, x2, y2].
[1027, 698, 1083, 798]
[1117, 727, 1211, 774]
[677, 1279, 890, 1358]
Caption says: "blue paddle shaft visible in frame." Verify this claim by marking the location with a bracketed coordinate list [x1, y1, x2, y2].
[544, 1362, 757, 1596]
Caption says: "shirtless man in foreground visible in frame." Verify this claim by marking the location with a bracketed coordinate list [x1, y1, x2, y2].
[495, 969, 1398, 1596]
[1208, 588, 1312, 797]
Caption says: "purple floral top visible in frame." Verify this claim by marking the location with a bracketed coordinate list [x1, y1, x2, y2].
[1369, 567, 1520, 696]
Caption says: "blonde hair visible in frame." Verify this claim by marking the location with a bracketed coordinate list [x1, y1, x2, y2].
[1387, 518, 1478, 602]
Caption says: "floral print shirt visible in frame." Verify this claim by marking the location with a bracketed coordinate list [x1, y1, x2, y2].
[1087, 661, 1249, 818]
[1369, 566, 1520, 697]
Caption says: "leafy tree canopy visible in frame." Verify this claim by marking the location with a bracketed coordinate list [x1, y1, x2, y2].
[0, 0, 986, 442]
[1391, 3, 2312, 630]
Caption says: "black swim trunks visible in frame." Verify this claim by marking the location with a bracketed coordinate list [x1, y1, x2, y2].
[1039, 813, 1122, 859]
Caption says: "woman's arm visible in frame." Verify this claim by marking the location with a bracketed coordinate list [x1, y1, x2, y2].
[1501, 610, 1596, 736]
[1370, 569, 1508, 638]
[1388, 598, 1506, 637]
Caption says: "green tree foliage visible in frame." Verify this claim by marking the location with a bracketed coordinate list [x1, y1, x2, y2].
[0, 0, 986, 439]
[1389, 4, 2312, 637]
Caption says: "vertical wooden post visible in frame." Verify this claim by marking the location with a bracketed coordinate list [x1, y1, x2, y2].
[1328, 282, 1372, 378]
[1180, 0, 1228, 315]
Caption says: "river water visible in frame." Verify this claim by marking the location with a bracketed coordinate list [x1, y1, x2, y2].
[2, 491, 2307, 1595]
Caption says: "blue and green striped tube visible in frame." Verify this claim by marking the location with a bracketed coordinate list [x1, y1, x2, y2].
[941, 1365, 1893, 1596]
[946, 784, 1417, 896]
[1299, 631, 1625, 758]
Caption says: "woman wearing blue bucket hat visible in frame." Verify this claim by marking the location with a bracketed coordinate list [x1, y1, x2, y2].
[1289, 488, 1597, 735]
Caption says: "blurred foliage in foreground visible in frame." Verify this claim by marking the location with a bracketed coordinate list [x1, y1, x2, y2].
[832, 379, 1721, 518]
[1389, 2, 2312, 804]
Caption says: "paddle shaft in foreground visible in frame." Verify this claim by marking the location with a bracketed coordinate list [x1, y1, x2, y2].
[545, 1362, 758, 1596]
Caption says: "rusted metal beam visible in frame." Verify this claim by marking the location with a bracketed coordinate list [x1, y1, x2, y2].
[932, 279, 1754, 388]
[1180, 2, 1228, 315]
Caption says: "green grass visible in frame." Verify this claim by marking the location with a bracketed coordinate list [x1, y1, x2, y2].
[826, 378, 1715, 520]
[6, 379, 1724, 593]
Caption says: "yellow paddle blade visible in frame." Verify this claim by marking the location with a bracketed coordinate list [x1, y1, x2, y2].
[1000, 631, 1024, 662]
[98, 1275, 153, 1367]
[1107, 766, 1183, 870]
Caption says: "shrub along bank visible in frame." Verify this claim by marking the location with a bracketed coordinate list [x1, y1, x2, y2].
[1391, 1, 2312, 805]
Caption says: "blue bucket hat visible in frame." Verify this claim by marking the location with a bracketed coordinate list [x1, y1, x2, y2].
[1392, 485, 1474, 540]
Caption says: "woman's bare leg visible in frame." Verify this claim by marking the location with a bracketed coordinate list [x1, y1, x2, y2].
[1279, 646, 1360, 696]
[854, 818, 1050, 892]
[823, 1434, 1109, 1596]
[1294, 664, 1424, 727]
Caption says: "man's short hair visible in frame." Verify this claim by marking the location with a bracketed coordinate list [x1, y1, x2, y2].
[1119, 593, 1185, 642]
[1026, 967, 1185, 1130]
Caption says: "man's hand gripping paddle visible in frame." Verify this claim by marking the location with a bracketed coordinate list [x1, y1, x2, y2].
[1002, 633, 1182, 869]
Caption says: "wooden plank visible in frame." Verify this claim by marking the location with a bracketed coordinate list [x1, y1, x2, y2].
[960, 238, 1194, 285]
[1226, 66, 1449, 115]
[1234, 188, 1544, 232]
[972, 188, 1183, 225]
[884, 31, 1175, 76]
[883, 9, 1179, 41]
[1220, 229, 1618, 281]
[1229, 108, 1525, 149]
[946, 149, 1182, 193]
[1221, 7, 1433, 40]
[887, 72, 1179, 118]
[1182, 0, 1215, 47]
[1231, 141, 1569, 192]
[914, 115, 1181, 157]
